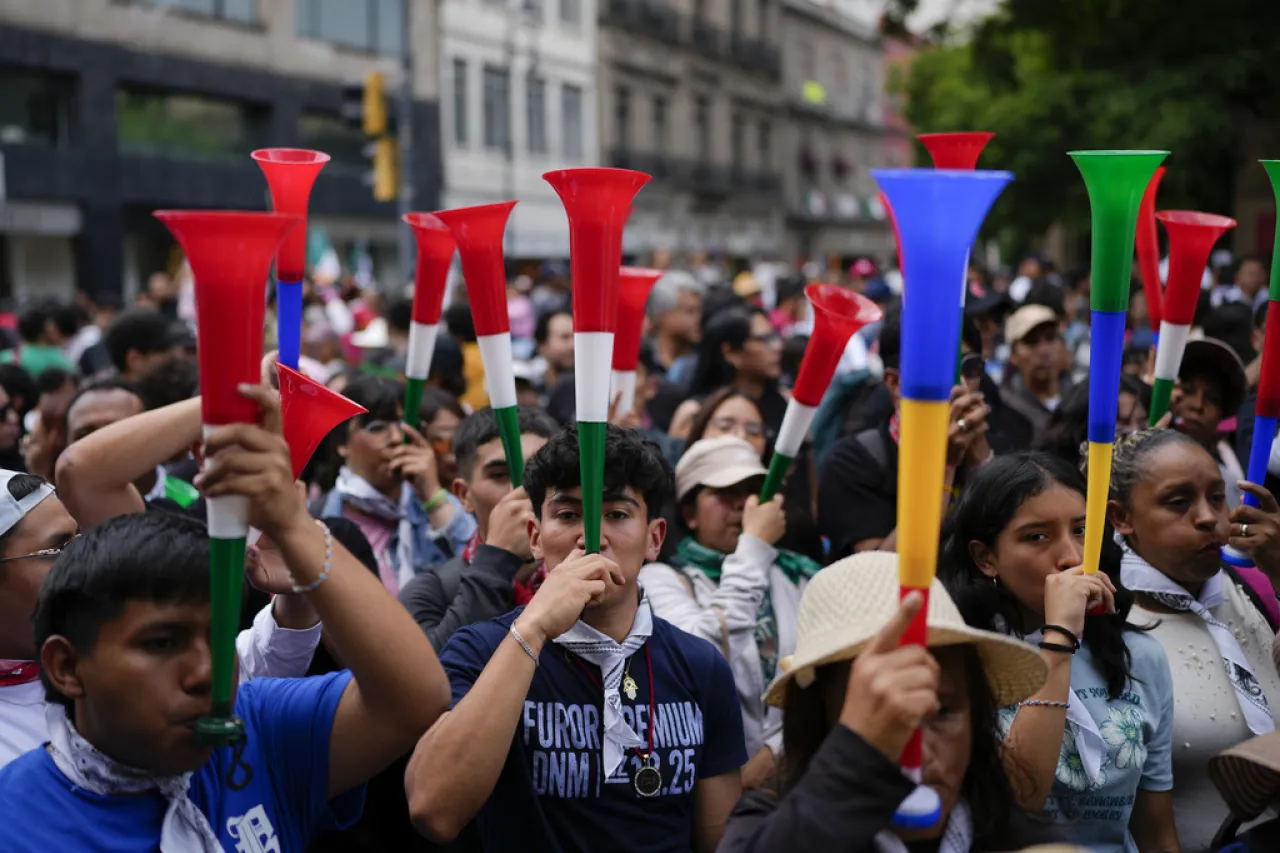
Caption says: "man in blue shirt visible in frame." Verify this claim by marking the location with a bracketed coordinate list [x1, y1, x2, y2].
[407, 425, 747, 852]
[0, 383, 451, 852]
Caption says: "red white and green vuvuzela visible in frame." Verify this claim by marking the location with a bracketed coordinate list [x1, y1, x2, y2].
[434, 202, 524, 485]
[154, 210, 299, 746]
[402, 213, 457, 428]
[611, 267, 663, 416]
[545, 168, 651, 554]
[760, 285, 881, 501]
[1148, 210, 1236, 425]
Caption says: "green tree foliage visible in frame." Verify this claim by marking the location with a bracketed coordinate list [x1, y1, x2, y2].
[894, 0, 1280, 242]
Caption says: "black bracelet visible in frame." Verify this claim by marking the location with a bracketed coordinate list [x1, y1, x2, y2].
[1039, 640, 1077, 655]
[1041, 624, 1081, 650]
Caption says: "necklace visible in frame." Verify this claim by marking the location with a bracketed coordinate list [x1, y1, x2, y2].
[570, 644, 662, 797]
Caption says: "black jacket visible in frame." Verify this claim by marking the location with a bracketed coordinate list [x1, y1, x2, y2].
[718, 725, 1053, 853]
[398, 544, 526, 651]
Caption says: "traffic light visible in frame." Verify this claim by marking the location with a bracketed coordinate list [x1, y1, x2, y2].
[373, 137, 397, 202]
[342, 72, 397, 201]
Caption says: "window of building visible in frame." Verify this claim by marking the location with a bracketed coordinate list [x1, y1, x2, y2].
[482, 65, 511, 152]
[298, 111, 367, 169]
[730, 112, 744, 170]
[730, 0, 742, 37]
[615, 86, 631, 152]
[757, 120, 771, 170]
[559, 0, 581, 25]
[115, 87, 266, 160]
[562, 84, 583, 160]
[453, 58, 468, 146]
[0, 68, 76, 147]
[527, 73, 547, 154]
[151, 0, 257, 22]
[520, 0, 544, 23]
[652, 95, 667, 156]
[297, 0, 403, 55]
[694, 95, 710, 164]
[757, 0, 767, 36]
[799, 42, 814, 81]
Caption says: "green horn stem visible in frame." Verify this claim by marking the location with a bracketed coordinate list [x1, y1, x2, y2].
[195, 536, 247, 745]
[403, 376, 426, 439]
[494, 405, 524, 488]
[1149, 377, 1175, 426]
[759, 452, 793, 503]
[579, 420, 606, 553]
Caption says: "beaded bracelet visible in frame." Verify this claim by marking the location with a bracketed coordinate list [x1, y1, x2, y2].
[1020, 699, 1069, 709]
[289, 519, 333, 594]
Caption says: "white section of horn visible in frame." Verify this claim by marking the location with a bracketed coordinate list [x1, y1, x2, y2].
[610, 370, 637, 417]
[1153, 322, 1191, 382]
[477, 331, 518, 409]
[575, 332, 615, 422]
[774, 401, 818, 457]
[203, 425, 250, 539]
[405, 321, 439, 381]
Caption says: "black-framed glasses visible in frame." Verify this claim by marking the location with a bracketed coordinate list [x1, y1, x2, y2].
[0, 534, 80, 564]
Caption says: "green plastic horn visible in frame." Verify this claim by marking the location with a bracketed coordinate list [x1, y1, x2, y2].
[1068, 150, 1168, 581]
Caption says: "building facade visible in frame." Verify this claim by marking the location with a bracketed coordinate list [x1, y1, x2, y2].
[779, 0, 892, 264]
[596, 0, 787, 262]
[0, 0, 441, 302]
[438, 0, 599, 260]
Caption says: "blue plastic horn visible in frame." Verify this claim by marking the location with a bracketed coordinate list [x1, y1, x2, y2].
[870, 168, 1012, 831]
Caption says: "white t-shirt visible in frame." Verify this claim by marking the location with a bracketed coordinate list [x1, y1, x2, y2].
[0, 681, 44, 768]
[1133, 579, 1280, 852]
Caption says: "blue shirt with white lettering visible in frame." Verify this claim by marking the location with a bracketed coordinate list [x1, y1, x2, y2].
[0, 671, 363, 853]
[441, 607, 747, 852]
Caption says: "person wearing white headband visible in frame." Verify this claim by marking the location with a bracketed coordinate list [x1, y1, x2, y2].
[718, 552, 1050, 853]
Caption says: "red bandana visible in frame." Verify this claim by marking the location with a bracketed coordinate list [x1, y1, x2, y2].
[0, 660, 40, 687]
[461, 531, 482, 565]
[464, 531, 546, 606]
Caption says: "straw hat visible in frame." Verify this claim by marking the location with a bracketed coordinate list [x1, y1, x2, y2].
[764, 551, 1047, 708]
[1209, 732, 1280, 820]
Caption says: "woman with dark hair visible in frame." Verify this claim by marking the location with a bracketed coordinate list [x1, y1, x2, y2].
[1105, 428, 1280, 850]
[718, 552, 1051, 852]
[677, 305, 787, 434]
[939, 452, 1178, 852]
[1034, 376, 1151, 469]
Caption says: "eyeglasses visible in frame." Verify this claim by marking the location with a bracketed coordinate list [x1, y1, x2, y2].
[0, 533, 80, 564]
[747, 332, 782, 346]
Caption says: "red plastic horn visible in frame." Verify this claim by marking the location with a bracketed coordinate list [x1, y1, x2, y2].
[792, 284, 884, 407]
[433, 202, 516, 337]
[404, 213, 456, 329]
[251, 148, 329, 283]
[1156, 210, 1237, 327]
[611, 266, 663, 415]
[154, 211, 299, 427]
[613, 267, 663, 372]
[543, 168, 652, 334]
[277, 362, 367, 479]
[917, 132, 995, 170]
[1136, 167, 1167, 330]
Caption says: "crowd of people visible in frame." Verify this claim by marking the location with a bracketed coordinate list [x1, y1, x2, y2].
[0, 248, 1277, 853]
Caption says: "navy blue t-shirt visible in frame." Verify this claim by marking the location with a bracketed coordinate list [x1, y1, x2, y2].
[0, 671, 364, 852]
[441, 608, 747, 853]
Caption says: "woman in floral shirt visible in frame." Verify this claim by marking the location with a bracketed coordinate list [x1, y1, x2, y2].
[940, 453, 1178, 853]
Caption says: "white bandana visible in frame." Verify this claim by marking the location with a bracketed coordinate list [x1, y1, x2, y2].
[553, 595, 654, 778]
[45, 704, 222, 852]
[335, 466, 415, 588]
[1121, 546, 1274, 736]
[875, 798, 972, 853]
